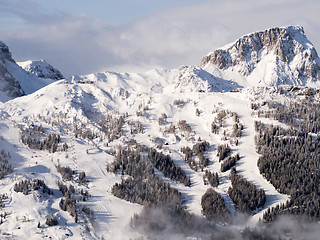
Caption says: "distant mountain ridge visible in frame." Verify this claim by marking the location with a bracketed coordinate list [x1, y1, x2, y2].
[1, 25, 320, 103]
[201, 26, 320, 87]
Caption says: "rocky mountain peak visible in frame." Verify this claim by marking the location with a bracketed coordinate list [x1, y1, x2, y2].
[18, 60, 64, 80]
[201, 26, 320, 85]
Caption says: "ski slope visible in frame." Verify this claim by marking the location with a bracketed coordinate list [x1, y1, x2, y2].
[0, 67, 291, 238]
[2, 25, 320, 238]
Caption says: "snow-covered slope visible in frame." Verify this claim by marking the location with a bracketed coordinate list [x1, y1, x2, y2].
[201, 26, 320, 88]
[18, 60, 64, 80]
[0, 25, 319, 239]
[0, 69, 288, 239]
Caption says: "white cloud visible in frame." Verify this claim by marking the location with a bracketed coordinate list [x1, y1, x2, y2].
[1, 0, 320, 77]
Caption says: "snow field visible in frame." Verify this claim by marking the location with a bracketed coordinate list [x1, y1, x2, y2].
[0, 67, 291, 238]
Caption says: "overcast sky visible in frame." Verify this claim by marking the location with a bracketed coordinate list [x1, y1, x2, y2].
[1, 0, 320, 77]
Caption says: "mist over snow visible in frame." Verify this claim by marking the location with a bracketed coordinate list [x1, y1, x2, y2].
[0, 0, 320, 77]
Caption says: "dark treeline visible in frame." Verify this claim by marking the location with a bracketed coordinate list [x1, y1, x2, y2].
[112, 176, 180, 206]
[57, 165, 88, 185]
[57, 165, 74, 181]
[256, 121, 320, 221]
[231, 121, 243, 138]
[60, 195, 78, 222]
[0, 150, 12, 179]
[201, 188, 231, 223]
[217, 144, 231, 161]
[57, 181, 78, 222]
[181, 141, 210, 172]
[193, 141, 210, 170]
[203, 170, 219, 187]
[221, 154, 240, 172]
[20, 125, 60, 153]
[148, 148, 190, 186]
[14, 179, 52, 195]
[181, 146, 195, 170]
[107, 145, 182, 206]
[177, 120, 192, 135]
[228, 168, 266, 213]
[272, 100, 320, 133]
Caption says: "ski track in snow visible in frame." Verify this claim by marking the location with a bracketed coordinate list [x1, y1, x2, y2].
[216, 92, 289, 225]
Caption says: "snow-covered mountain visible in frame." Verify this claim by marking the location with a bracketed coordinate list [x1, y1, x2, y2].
[18, 60, 64, 80]
[0, 43, 62, 103]
[201, 25, 320, 87]
[0, 25, 319, 239]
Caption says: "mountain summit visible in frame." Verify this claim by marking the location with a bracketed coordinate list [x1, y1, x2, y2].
[18, 60, 64, 80]
[201, 26, 320, 87]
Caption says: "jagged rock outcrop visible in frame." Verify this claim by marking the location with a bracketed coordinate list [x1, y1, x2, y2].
[18, 60, 64, 80]
[0, 42, 24, 99]
[201, 26, 320, 87]
[0, 42, 15, 63]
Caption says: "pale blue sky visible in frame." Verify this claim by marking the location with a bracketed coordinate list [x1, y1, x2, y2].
[0, 0, 199, 29]
[32, 0, 198, 24]
[0, 0, 319, 77]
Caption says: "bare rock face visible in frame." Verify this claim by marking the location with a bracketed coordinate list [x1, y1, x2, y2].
[201, 26, 320, 84]
[0, 41, 15, 63]
[0, 41, 24, 98]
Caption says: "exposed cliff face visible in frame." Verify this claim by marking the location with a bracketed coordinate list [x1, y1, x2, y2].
[0, 42, 24, 99]
[201, 26, 320, 87]
[18, 60, 64, 80]
[0, 41, 15, 63]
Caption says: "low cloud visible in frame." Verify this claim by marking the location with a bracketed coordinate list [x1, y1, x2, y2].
[1, 0, 320, 77]
[131, 203, 320, 240]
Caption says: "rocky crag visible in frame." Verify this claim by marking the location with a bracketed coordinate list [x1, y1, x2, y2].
[0, 42, 24, 98]
[201, 26, 320, 86]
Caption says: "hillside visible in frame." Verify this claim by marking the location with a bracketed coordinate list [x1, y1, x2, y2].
[0, 26, 319, 239]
